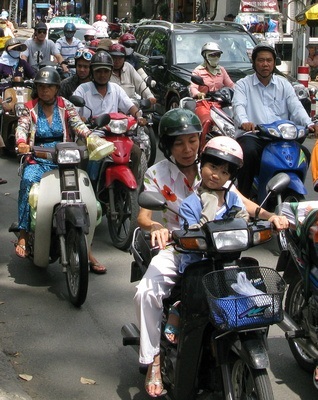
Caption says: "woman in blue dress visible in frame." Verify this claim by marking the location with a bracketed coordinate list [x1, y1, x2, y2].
[15, 67, 106, 273]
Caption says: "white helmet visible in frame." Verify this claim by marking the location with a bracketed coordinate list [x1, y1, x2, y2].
[101, 15, 107, 21]
[201, 42, 223, 57]
[85, 29, 96, 37]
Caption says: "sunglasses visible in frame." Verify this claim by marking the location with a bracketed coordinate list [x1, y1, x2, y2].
[122, 42, 137, 49]
[37, 29, 47, 34]
[206, 52, 221, 58]
[75, 49, 93, 61]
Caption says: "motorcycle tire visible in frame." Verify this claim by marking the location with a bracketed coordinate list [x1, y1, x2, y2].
[285, 275, 316, 373]
[107, 182, 138, 251]
[65, 227, 89, 307]
[143, 125, 157, 167]
[231, 358, 274, 400]
[138, 151, 148, 191]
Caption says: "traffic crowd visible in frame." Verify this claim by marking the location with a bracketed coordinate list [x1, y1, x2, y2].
[1, 12, 318, 397]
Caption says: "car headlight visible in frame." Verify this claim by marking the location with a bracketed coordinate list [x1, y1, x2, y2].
[108, 118, 128, 134]
[212, 229, 249, 252]
[57, 148, 81, 164]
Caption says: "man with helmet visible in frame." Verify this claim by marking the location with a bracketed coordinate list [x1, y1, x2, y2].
[56, 23, 84, 62]
[232, 42, 318, 198]
[108, 43, 156, 104]
[21, 22, 67, 73]
[118, 33, 156, 88]
[59, 48, 95, 99]
[0, 38, 35, 79]
[190, 42, 234, 147]
[83, 28, 96, 47]
[134, 107, 289, 396]
[92, 14, 109, 38]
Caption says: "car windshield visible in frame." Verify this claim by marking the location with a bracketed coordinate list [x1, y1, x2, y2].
[174, 32, 255, 65]
[48, 28, 87, 42]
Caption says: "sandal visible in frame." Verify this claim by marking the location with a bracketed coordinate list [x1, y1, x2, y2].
[164, 301, 180, 345]
[15, 243, 29, 258]
[313, 366, 318, 389]
[89, 262, 107, 274]
[145, 362, 167, 397]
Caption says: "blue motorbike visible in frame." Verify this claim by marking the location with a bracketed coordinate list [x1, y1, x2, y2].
[246, 119, 309, 209]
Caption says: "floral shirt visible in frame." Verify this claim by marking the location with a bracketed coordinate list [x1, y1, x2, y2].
[143, 158, 201, 231]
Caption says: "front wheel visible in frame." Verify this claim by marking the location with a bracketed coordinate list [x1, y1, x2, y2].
[107, 182, 138, 251]
[143, 125, 157, 167]
[285, 275, 316, 372]
[65, 228, 89, 307]
[231, 359, 274, 400]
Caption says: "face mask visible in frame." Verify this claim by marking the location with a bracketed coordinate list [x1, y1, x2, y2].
[65, 32, 74, 39]
[9, 50, 20, 58]
[207, 56, 219, 68]
[125, 47, 134, 56]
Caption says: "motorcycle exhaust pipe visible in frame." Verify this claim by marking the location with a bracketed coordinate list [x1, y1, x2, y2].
[121, 323, 140, 354]
[278, 311, 318, 359]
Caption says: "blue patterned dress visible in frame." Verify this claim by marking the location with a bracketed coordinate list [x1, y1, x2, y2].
[18, 104, 64, 231]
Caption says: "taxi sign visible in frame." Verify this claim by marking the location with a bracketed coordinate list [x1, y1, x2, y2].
[49, 17, 87, 25]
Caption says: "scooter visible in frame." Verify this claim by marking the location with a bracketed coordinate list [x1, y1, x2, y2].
[9, 114, 110, 307]
[244, 119, 310, 209]
[122, 174, 289, 399]
[69, 95, 148, 251]
[275, 191, 318, 390]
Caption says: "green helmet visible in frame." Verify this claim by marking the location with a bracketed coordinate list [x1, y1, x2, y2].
[158, 108, 202, 160]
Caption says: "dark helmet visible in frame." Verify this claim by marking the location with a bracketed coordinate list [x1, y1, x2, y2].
[251, 42, 277, 62]
[158, 108, 202, 160]
[34, 66, 61, 86]
[118, 33, 137, 48]
[108, 43, 126, 57]
[5, 37, 27, 53]
[64, 22, 76, 32]
[201, 137, 243, 178]
[90, 50, 113, 72]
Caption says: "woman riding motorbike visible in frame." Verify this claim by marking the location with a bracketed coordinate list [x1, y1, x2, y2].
[0, 38, 35, 80]
[14, 67, 102, 273]
[189, 42, 234, 148]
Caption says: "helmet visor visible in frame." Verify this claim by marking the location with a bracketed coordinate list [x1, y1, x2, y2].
[205, 51, 221, 58]
[122, 42, 137, 50]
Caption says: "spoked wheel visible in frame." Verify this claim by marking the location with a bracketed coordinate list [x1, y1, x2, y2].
[138, 151, 148, 191]
[231, 358, 274, 400]
[285, 275, 316, 372]
[65, 227, 89, 307]
[143, 125, 157, 167]
[107, 182, 138, 251]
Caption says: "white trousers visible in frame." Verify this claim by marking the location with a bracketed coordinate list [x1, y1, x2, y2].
[134, 247, 182, 364]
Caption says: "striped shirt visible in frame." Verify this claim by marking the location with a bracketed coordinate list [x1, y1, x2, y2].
[55, 36, 84, 59]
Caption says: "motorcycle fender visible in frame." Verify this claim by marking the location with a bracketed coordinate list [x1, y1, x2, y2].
[33, 169, 97, 267]
[54, 204, 90, 235]
[231, 337, 270, 369]
[105, 165, 137, 189]
[285, 172, 307, 195]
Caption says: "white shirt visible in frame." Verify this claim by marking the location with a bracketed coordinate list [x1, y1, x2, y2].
[73, 81, 134, 120]
[55, 36, 84, 59]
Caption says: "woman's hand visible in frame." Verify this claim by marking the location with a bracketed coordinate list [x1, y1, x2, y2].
[268, 214, 289, 231]
[150, 223, 170, 249]
[17, 143, 30, 154]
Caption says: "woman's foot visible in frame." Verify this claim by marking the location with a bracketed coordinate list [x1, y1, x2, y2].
[145, 357, 167, 397]
[15, 231, 29, 258]
[164, 301, 180, 344]
[88, 251, 107, 274]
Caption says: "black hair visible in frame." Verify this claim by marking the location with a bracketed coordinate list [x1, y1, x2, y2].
[200, 154, 238, 179]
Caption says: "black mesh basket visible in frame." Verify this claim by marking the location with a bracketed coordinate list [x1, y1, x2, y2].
[202, 266, 286, 331]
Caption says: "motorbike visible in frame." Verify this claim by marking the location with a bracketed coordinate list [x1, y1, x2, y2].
[69, 95, 148, 251]
[122, 174, 289, 399]
[9, 114, 110, 307]
[276, 194, 318, 390]
[0, 79, 34, 155]
[243, 119, 310, 209]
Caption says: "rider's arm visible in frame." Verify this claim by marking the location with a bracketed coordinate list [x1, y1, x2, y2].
[138, 207, 169, 248]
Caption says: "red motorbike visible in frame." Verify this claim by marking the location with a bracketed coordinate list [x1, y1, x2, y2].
[70, 96, 148, 251]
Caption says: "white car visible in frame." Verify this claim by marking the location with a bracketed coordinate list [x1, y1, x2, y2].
[46, 16, 94, 42]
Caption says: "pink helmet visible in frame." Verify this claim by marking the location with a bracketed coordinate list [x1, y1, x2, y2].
[201, 136, 243, 169]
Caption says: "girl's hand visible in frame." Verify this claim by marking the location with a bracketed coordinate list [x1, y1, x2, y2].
[17, 143, 30, 154]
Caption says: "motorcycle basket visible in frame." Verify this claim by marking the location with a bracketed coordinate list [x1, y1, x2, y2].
[202, 266, 286, 331]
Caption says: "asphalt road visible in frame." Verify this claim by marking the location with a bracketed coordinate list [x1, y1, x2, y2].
[1, 138, 318, 400]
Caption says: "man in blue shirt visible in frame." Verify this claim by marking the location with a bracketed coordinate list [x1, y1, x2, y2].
[233, 42, 318, 198]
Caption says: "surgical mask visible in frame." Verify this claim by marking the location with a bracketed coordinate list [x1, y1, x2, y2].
[125, 47, 134, 56]
[207, 56, 220, 68]
[9, 50, 20, 58]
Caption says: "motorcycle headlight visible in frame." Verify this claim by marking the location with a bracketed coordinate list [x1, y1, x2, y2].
[212, 229, 249, 252]
[57, 148, 81, 164]
[293, 84, 308, 100]
[108, 118, 128, 134]
[277, 123, 298, 139]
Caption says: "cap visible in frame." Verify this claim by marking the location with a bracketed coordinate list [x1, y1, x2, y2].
[96, 38, 112, 51]
[34, 22, 47, 30]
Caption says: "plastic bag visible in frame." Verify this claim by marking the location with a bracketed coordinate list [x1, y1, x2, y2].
[231, 271, 265, 296]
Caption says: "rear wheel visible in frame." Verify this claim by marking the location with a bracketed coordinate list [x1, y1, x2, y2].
[65, 227, 89, 307]
[143, 125, 157, 167]
[285, 275, 316, 372]
[107, 182, 138, 251]
[168, 95, 180, 110]
[231, 358, 274, 399]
